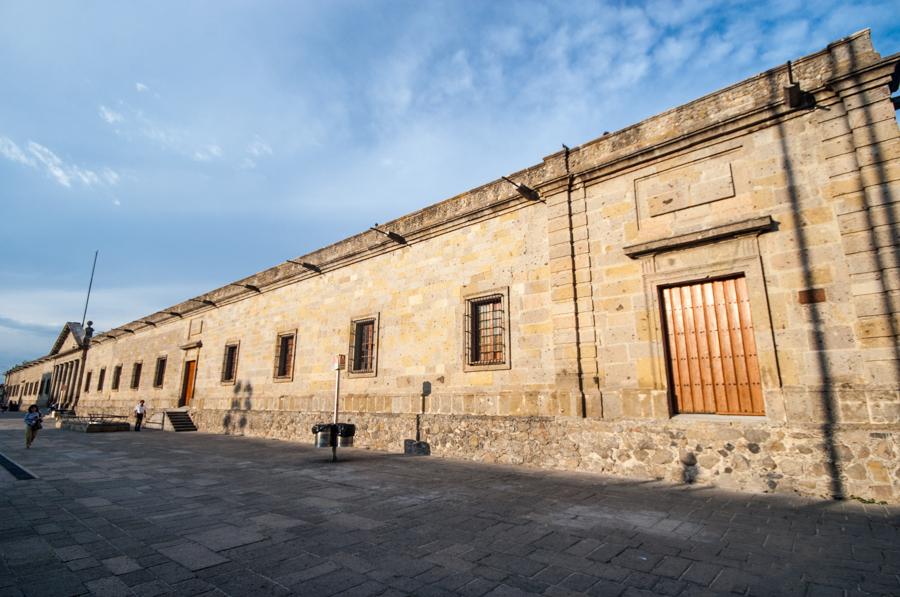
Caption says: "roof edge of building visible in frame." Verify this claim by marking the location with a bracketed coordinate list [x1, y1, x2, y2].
[89, 29, 890, 344]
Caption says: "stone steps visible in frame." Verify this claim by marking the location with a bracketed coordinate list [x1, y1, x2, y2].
[165, 411, 197, 432]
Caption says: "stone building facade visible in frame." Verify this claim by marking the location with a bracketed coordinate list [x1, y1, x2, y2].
[6, 31, 899, 502]
[3, 322, 90, 411]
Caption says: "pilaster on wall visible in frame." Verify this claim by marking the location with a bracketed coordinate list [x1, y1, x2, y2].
[546, 179, 602, 418]
[821, 63, 900, 414]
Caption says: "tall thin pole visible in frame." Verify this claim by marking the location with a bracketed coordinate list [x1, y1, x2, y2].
[332, 366, 341, 462]
[81, 250, 98, 327]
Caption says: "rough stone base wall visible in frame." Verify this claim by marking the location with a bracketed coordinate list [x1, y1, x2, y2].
[191, 408, 418, 452]
[180, 408, 900, 503]
[80, 402, 898, 503]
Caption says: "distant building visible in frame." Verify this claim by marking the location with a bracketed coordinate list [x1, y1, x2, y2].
[6, 30, 899, 502]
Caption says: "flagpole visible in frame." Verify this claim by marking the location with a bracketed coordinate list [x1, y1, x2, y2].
[81, 250, 98, 327]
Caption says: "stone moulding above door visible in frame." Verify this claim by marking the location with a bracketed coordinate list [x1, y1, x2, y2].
[623, 216, 777, 259]
[179, 340, 202, 350]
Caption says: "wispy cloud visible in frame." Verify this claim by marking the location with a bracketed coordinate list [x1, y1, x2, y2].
[193, 143, 223, 162]
[0, 136, 34, 166]
[240, 136, 273, 169]
[0, 134, 118, 188]
[98, 104, 124, 124]
[135, 82, 149, 92]
[0, 315, 60, 336]
[248, 137, 272, 157]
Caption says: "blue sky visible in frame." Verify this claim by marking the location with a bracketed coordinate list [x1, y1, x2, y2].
[1, 0, 899, 378]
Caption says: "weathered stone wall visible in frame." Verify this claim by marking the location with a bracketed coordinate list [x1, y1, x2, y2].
[79, 320, 188, 416]
[4, 353, 71, 409]
[185, 409, 898, 503]
[58, 30, 900, 503]
[79, 204, 556, 418]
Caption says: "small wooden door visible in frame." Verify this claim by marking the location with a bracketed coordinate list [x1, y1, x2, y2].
[181, 360, 197, 406]
[661, 276, 764, 415]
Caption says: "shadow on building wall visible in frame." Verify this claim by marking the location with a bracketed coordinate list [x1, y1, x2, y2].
[762, 49, 898, 499]
[765, 68, 843, 499]
[223, 380, 253, 431]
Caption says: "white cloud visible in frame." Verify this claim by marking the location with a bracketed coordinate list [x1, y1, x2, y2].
[0, 137, 120, 189]
[98, 105, 124, 124]
[248, 137, 272, 157]
[240, 136, 273, 169]
[102, 168, 120, 185]
[135, 82, 149, 92]
[193, 143, 223, 162]
[27, 142, 72, 187]
[0, 136, 35, 166]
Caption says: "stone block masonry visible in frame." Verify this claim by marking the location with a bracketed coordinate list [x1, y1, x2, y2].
[8, 29, 900, 503]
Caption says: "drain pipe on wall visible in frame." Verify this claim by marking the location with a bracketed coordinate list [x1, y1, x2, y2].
[562, 145, 589, 419]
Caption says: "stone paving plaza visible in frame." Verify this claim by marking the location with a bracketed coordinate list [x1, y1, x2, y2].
[0, 414, 898, 597]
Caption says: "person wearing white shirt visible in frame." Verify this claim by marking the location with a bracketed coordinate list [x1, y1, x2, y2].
[134, 400, 146, 432]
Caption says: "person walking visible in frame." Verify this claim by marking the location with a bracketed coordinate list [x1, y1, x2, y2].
[134, 400, 146, 431]
[24, 405, 43, 448]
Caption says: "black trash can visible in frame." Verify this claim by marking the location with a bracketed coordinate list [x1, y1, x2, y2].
[312, 423, 335, 448]
[336, 423, 356, 447]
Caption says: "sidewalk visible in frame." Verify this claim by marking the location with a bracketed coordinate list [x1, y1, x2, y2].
[0, 413, 897, 596]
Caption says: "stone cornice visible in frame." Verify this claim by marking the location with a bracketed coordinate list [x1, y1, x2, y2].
[623, 216, 777, 259]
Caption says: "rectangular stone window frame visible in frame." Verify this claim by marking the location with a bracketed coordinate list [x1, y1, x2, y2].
[111, 365, 122, 391]
[347, 313, 379, 378]
[153, 356, 167, 389]
[221, 341, 240, 384]
[273, 330, 297, 382]
[641, 250, 782, 421]
[97, 367, 106, 391]
[84, 371, 92, 393]
[130, 362, 143, 390]
[462, 286, 512, 372]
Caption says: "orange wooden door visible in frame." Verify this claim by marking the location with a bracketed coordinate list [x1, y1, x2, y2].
[662, 276, 764, 415]
[181, 360, 197, 406]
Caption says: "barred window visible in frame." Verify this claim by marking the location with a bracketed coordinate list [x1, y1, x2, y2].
[153, 357, 167, 388]
[130, 362, 142, 390]
[111, 365, 122, 390]
[97, 367, 106, 391]
[274, 332, 296, 380]
[349, 318, 377, 374]
[465, 293, 507, 367]
[84, 371, 92, 393]
[221, 343, 239, 383]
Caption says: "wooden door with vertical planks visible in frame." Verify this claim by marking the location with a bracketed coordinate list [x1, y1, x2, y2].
[662, 276, 764, 415]
[181, 360, 197, 407]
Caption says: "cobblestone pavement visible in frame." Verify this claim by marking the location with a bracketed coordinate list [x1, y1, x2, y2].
[0, 414, 898, 597]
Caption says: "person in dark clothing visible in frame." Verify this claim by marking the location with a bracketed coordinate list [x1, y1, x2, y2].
[24, 405, 43, 448]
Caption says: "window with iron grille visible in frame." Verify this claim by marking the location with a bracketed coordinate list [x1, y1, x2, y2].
[153, 357, 167, 388]
[273, 332, 296, 380]
[97, 368, 106, 391]
[463, 288, 511, 371]
[221, 343, 239, 383]
[111, 365, 122, 390]
[468, 295, 505, 365]
[130, 362, 142, 389]
[84, 371, 92, 393]
[348, 315, 378, 376]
